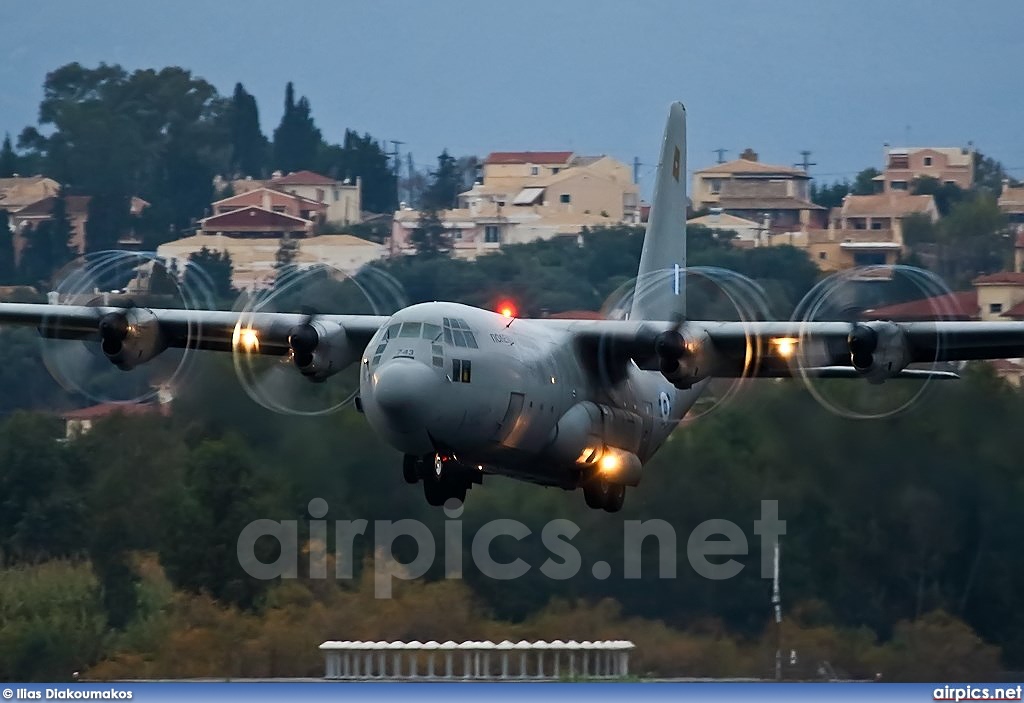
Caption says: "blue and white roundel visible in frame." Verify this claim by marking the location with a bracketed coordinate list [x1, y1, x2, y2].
[658, 391, 671, 420]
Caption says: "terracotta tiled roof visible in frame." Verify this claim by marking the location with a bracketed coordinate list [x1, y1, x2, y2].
[15, 194, 148, 217]
[973, 272, 1024, 285]
[485, 151, 574, 165]
[61, 403, 169, 421]
[213, 187, 326, 210]
[1000, 300, 1024, 319]
[840, 193, 936, 217]
[863, 290, 978, 321]
[270, 170, 337, 185]
[696, 158, 807, 177]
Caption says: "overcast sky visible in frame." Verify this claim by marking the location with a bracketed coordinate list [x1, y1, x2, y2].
[2, 0, 1021, 192]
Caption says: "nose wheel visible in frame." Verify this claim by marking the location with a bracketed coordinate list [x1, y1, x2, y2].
[404, 453, 474, 506]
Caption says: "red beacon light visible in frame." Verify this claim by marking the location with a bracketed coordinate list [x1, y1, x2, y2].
[498, 301, 517, 319]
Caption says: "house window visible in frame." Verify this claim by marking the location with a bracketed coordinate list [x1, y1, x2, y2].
[551, 168, 560, 175]
[818, 251, 827, 260]
[559, 193, 571, 204]
[923, 156, 933, 166]
[316, 188, 325, 202]
[709, 178, 722, 194]
[484, 225, 500, 243]
[530, 166, 539, 176]
[871, 221, 882, 230]
[990, 303, 1003, 314]
[272, 206, 286, 213]
[891, 181, 908, 191]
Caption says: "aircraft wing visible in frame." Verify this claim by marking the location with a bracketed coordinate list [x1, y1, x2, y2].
[0, 303, 389, 356]
[541, 318, 1024, 382]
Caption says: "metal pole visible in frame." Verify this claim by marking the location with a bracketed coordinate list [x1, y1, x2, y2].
[773, 538, 783, 681]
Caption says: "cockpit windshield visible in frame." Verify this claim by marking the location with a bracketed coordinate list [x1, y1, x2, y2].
[370, 320, 451, 368]
[442, 317, 478, 348]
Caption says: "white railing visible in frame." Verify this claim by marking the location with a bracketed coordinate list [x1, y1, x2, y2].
[319, 639, 635, 680]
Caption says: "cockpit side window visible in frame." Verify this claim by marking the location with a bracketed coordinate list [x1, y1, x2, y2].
[371, 322, 402, 367]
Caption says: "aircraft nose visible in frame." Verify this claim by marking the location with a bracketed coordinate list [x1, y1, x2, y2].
[373, 359, 439, 432]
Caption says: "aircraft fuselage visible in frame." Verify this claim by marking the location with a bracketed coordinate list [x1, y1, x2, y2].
[359, 302, 702, 489]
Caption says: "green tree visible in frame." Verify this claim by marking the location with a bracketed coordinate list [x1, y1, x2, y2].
[228, 82, 268, 177]
[0, 134, 18, 177]
[853, 167, 881, 195]
[273, 234, 299, 283]
[936, 195, 1010, 287]
[912, 175, 964, 216]
[84, 192, 130, 253]
[421, 150, 461, 211]
[185, 246, 236, 302]
[315, 130, 396, 213]
[0, 210, 15, 283]
[409, 208, 451, 257]
[972, 150, 1018, 195]
[272, 82, 321, 173]
[810, 180, 851, 209]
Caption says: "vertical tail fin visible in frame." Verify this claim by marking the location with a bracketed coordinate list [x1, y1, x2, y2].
[630, 102, 687, 321]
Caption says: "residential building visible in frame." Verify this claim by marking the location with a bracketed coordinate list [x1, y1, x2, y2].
[198, 206, 314, 240]
[391, 203, 614, 259]
[214, 170, 362, 224]
[0, 176, 60, 214]
[686, 211, 764, 243]
[999, 181, 1024, 236]
[157, 232, 385, 290]
[864, 272, 1024, 323]
[876, 146, 974, 192]
[10, 194, 149, 261]
[691, 150, 823, 232]
[460, 153, 640, 224]
[211, 187, 327, 221]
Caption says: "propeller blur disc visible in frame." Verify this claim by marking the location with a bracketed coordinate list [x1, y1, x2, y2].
[231, 264, 406, 416]
[40, 250, 212, 405]
[790, 264, 961, 420]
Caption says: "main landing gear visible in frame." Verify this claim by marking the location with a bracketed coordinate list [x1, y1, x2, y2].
[582, 477, 626, 513]
[403, 454, 476, 506]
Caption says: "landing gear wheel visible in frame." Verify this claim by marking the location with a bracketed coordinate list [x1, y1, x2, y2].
[403, 455, 419, 484]
[583, 479, 611, 510]
[603, 484, 625, 513]
[434, 453, 444, 477]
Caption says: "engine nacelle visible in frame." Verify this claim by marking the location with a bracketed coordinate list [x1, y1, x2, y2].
[544, 401, 644, 485]
[100, 309, 167, 370]
[289, 320, 358, 381]
[659, 328, 714, 390]
[849, 322, 910, 384]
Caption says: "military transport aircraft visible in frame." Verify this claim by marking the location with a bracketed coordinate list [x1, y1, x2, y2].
[2, 102, 1024, 512]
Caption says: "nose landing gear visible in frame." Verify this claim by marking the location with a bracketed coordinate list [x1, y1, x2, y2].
[403, 453, 478, 506]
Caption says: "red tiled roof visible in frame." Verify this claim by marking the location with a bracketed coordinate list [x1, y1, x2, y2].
[1001, 300, 1024, 319]
[864, 290, 978, 321]
[485, 151, 574, 165]
[61, 403, 169, 421]
[201, 206, 311, 229]
[213, 187, 326, 210]
[973, 272, 1024, 285]
[270, 170, 337, 185]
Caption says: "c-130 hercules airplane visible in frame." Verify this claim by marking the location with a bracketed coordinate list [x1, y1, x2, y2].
[3, 103, 1024, 512]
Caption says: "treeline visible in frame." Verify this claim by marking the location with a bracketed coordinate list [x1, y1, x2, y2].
[0, 63, 398, 258]
[0, 361, 1020, 681]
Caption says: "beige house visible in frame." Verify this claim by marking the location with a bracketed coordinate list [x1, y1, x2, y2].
[10, 194, 149, 261]
[0, 176, 60, 214]
[460, 153, 640, 224]
[157, 233, 385, 290]
[999, 183, 1024, 246]
[692, 150, 811, 209]
[876, 146, 974, 192]
[391, 203, 615, 259]
[215, 170, 362, 224]
[686, 212, 764, 242]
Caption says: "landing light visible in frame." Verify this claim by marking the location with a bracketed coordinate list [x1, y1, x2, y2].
[771, 337, 798, 359]
[232, 325, 260, 353]
[599, 454, 621, 474]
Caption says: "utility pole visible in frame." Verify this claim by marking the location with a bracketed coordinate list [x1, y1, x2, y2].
[772, 538, 783, 680]
[795, 150, 816, 174]
[632, 157, 643, 184]
[713, 148, 728, 164]
[388, 140, 405, 207]
[405, 153, 416, 207]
